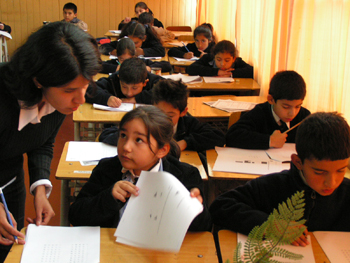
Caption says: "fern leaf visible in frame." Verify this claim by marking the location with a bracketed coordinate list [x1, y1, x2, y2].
[271, 247, 304, 260]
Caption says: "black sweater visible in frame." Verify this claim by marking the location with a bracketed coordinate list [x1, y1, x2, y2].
[118, 17, 164, 30]
[225, 101, 310, 149]
[168, 42, 216, 58]
[186, 53, 253, 78]
[69, 155, 212, 231]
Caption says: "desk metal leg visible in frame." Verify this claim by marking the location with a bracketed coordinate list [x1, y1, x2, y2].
[60, 180, 70, 226]
[74, 122, 80, 141]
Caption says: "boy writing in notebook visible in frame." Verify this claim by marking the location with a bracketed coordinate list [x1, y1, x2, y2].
[62, 2, 88, 31]
[85, 57, 162, 106]
[210, 112, 350, 246]
[225, 70, 310, 149]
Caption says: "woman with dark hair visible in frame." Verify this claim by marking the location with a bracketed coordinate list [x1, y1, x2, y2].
[118, 1, 164, 30]
[0, 21, 101, 261]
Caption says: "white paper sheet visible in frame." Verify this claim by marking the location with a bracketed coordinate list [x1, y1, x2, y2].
[203, 99, 257, 113]
[109, 30, 121, 34]
[203, 77, 234, 83]
[161, 73, 202, 83]
[20, 224, 100, 263]
[93, 103, 134, 112]
[173, 57, 199, 61]
[66, 141, 118, 162]
[237, 233, 315, 263]
[265, 143, 296, 162]
[0, 31, 12, 39]
[115, 170, 203, 252]
[139, 56, 162, 60]
[314, 231, 350, 263]
[213, 147, 290, 175]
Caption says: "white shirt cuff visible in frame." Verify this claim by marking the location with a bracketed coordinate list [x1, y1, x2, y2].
[30, 179, 53, 198]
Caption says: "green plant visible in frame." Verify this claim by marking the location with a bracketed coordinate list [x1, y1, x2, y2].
[228, 190, 306, 263]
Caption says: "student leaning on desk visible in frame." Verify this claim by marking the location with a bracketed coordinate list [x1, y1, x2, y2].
[0, 22, 101, 262]
[226, 70, 311, 149]
[210, 112, 350, 246]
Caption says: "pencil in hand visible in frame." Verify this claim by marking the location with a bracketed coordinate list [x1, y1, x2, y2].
[0, 188, 18, 244]
[181, 41, 190, 52]
[282, 122, 302, 134]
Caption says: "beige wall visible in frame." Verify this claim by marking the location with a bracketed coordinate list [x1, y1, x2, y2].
[0, 0, 197, 56]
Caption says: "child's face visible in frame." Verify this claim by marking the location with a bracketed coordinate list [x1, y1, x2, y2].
[214, 52, 236, 70]
[267, 96, 303, 123]
[63, 9, 77, 22]
[120, 80, 148, 98]
[135, 7, 148, 17]
[292, 155, 349, 196]
[155, 101, 187, 126]
[129, 36, 144, 48]
[41, 74, 88, 115]
[118, 52, 133, 64]
[118, 118, 167, 175]
[194, 34, 210, 51]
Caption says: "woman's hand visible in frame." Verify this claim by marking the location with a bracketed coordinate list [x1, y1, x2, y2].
[112, 181, 139, 202]
[0, 204, 25, 245]
[26, 185, 55, 226]
[123, 17, 132, 24]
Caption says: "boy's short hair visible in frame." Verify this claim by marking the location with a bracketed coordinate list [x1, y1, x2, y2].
[138, 12, 154, 25]
[269, 70, 306, 101]
[152, 79, 189, 113]
[63, 2, 77, 13]
[119, 57, 147, 84]
[296, 112, 350, 162]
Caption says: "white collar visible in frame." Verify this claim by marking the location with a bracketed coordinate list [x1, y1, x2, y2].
[270, 104, 290, 128]
[121, 159, 163, 180]
[18, 101, 56, 131]
[173, 122, 178, 134]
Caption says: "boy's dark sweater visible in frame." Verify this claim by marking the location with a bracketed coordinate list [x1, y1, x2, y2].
[209, 163, 350, 235]
[118, 17, 164, 30]
[186, 53, 253, 78]
[99, 38, 165, 57]
[168, 42, 216, 58]
[101, 59, 172, 74]
[85, 72, 162, 105]
[69, 155, 212, 231]
[226, 101, 311, 149]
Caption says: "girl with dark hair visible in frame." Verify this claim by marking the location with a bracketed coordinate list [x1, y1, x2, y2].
[168, 23, 216, 59]
[0, 21, 101, 260]
[186, 40, 253, 78]
[118, 1, 164, 30]
[69, 106, 211, 231]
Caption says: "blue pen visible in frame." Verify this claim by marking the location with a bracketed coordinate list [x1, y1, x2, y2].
[181, 41, 190, 52]
[0, 188, 18, 244]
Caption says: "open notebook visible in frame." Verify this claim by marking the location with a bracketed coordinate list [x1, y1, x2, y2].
[162, 73, 202, 83]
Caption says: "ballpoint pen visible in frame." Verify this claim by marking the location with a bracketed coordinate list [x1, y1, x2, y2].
[181, 41, 190, 52]
[0, 188, 18, 244]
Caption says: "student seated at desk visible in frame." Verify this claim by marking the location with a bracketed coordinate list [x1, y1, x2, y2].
[225, 70, 310, 149]
[101, 37, 171, 74]
[168, 23, 216, 59]
[118, 1, 164, 30]
[86, 57, 162, 107]
[99, 79, 225, 152]
[0, 22, 11, 33]
[69, 106, 211, 231]
[100, 21, 165, 58]
[186, 40, 253, 78]
[210, 112, 350, 246]
[61, 2, 88, 31]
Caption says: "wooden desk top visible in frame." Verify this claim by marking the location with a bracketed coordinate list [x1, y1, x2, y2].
[168, 56, 196, 66]
[187, 95, 265, 119]
[218, 230, 330, 263]
[171, 31, 193, 38]
[5, 228, 218, 263]
[104, 30, 119, 40]
[206, 149, 260, 180]
[73, 103, 126, 123]
[56, 142, 208, 181]
[93, 73, 109, 81]
[187, 78, 260, 92]
[163, 40, 189, 49]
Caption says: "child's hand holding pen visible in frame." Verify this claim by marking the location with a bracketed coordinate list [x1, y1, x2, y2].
[113, 181, 139, 202]
[107, 96, 122, 108]
[0, 203, 25, 245]
[181, 42, 194, 59]
[291, 227, 309, 247]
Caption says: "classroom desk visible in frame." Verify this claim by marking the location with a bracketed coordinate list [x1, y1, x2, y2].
[104, 30, 119, 40]
[171, 31, 194, 39]
[218, 230, 330, 263]
[168, 56, 196, 67]
[56, 142, 208, 226]
[73, 103, 126, 141]
[5, 228, 218, 263]
[187, 78, 261, 96]
[163, 40, 189, 49]
[187, 95, 266, 122]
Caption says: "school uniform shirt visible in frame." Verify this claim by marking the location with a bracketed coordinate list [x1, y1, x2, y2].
[99, 37, 165, 57]
[85, 71, 163, 105]
[168, 42, 216, 58]
[68, 155, 212, 231]
[209, 163, 350, 235]
[118, 17, 164, 30]
[175, 115, 225, 152]
[186, 53, 253, 78]
[225, 101, 311, 149]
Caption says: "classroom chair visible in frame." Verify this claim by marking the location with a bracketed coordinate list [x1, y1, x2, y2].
[166, 26, 192, 32]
